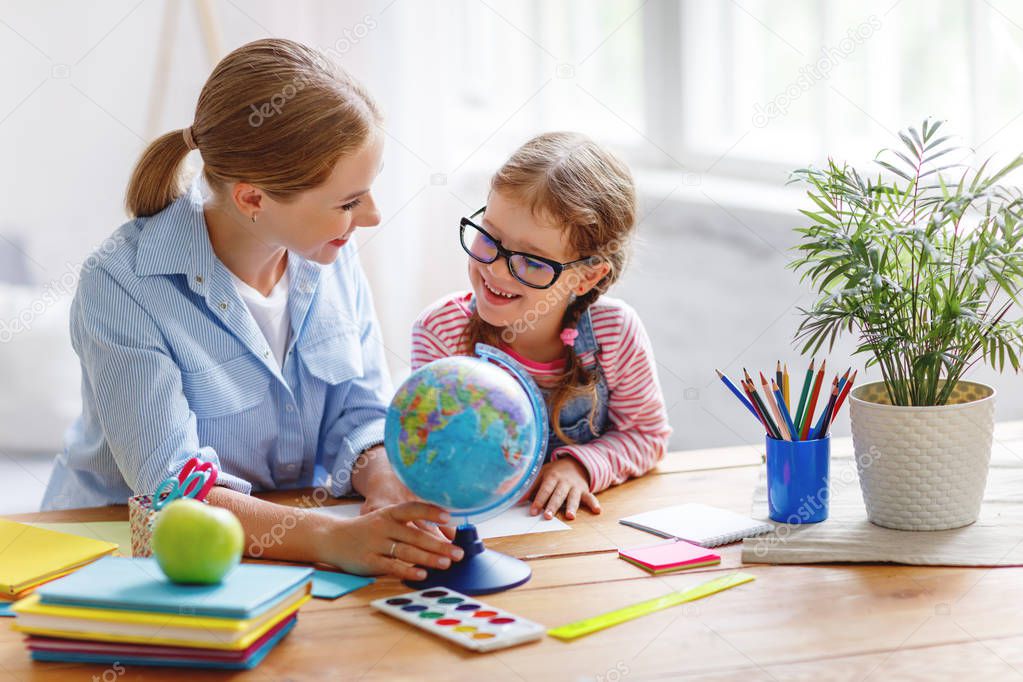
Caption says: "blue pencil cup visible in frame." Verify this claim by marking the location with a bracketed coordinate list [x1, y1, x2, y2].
[766, 435, 830, 524]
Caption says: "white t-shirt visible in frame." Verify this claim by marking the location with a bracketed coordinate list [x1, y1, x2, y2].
[228, 268, 291, 367]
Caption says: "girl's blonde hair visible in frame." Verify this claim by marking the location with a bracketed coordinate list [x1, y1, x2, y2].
[462, 132, 637, 444]
[125, 38, 382, 217]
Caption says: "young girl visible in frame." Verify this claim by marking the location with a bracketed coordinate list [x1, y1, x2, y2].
[412, 133, 672, 521]
[42, 39, 462, 580]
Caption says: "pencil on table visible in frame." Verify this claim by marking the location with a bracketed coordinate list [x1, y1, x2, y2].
[800, 359, 826, 440]
[793, 359, 813, 433]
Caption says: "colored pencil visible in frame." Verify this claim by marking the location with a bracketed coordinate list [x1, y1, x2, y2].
[744, 378, 769, 437]
[823, 368, 851, 433]
[793, 359, 813, 433]
[762, 372, 790, 441]
[782, 363, 790, 411]
[742, 368, 757, 398]
[742, 379, 774, 438]
[716, 370, 758, 419]
[835, 368, 850, 391]
[776, 362, 784, 407]
[800, 359, 826, 440]
[812, 378, 840, 439]
[746, 368, 782, 439]
[748, 376, 777, 439]
[832, 369, 857, 418]
[746, 377, 781, 440]
[772, 378, 798, 441]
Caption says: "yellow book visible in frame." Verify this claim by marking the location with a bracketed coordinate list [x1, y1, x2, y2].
[0, 519, 117, 597]
[12, 585, 310, 650]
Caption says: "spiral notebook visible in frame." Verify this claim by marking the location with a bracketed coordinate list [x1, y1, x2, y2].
[619, 503, 773, 547]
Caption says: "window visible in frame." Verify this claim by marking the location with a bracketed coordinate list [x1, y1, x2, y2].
[669, 0, 1023, 179]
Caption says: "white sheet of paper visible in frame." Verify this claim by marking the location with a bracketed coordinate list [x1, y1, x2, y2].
[313, 503, 569, 539]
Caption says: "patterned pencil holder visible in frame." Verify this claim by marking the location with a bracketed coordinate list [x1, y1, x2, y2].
[128, 494, 158, 558]
[766, 435, 830, 524]
[129, 490, 216, 556]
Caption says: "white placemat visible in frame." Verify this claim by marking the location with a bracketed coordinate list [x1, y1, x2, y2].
[314, 503, 569, 539]
[741, 438, 1023, 566]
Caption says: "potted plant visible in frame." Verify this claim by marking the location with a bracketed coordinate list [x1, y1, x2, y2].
[789, 120, 1023, 530]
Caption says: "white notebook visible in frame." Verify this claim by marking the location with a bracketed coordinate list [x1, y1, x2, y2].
[619, 503, 773, 547]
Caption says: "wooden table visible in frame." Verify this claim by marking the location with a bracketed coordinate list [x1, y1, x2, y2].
[6, 423, 1023, 681]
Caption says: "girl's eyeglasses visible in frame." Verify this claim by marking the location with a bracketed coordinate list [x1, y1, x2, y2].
[459, 207, 592, 290]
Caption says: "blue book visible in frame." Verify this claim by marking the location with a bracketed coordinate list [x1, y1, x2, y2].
[36, 557, 312, 620]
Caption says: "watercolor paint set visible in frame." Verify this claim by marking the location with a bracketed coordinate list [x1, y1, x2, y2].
[370, 588, 544, 652]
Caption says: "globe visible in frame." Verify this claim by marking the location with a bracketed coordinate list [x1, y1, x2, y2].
[383, 344, 548, 594]
[384, 345, 548, 525]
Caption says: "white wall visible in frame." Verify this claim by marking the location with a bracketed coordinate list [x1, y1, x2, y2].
[2, 0, 1022, 473]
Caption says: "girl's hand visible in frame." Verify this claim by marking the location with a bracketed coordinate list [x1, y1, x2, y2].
[323, 502, 464, 581]
[529, 458, 601, 520]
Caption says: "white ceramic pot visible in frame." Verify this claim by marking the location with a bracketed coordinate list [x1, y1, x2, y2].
[849, 380, 995, 531]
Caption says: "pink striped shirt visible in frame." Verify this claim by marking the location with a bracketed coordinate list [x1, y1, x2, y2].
[411, 292, 672, 493]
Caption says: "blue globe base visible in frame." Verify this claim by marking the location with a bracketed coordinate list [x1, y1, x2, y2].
[403, 524, 531, 595]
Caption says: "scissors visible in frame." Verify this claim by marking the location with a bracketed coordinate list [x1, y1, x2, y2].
[152, 457, 219, 510]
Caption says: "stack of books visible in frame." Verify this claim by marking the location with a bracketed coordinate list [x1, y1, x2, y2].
[13, 556, 312, 670]
[0, 519, 117, 600]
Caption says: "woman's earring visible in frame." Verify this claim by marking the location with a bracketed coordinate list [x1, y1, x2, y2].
[251, 213, 258, 223]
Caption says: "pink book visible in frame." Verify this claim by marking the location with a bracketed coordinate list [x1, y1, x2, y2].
[618, 540, 721, 574]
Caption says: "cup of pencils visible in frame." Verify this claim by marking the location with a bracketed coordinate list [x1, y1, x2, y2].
[716, 361, 857, 524]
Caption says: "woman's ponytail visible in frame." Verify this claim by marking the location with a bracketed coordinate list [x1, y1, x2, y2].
[124, 128, 193, 218]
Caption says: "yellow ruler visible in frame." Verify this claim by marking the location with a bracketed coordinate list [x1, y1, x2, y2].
[547, 572, 755, 641]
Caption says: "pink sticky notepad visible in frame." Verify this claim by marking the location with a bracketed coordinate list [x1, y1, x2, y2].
[618, 540, 721, 574]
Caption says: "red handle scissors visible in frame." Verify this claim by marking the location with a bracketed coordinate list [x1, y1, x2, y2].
[153, 457, 218, 510]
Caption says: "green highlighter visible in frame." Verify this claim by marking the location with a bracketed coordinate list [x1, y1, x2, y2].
[547, 572, 755, 641]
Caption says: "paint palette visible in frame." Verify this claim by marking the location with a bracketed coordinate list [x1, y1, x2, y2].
[370, 589, 545, 652]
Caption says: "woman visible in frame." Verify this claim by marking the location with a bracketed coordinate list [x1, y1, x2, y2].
[42, 39, 462, 581]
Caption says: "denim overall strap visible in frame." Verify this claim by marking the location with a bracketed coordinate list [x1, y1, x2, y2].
[544, 305, 611, 455]
[569, 304, 600, 362]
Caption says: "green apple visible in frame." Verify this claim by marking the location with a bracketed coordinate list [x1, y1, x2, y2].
[152, 498, 244, 584]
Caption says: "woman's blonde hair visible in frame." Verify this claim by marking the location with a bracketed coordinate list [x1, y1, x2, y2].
[462, 132, 637, 444]
[125, 38, 382, 217]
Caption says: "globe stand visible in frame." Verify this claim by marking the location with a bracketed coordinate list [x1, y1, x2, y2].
[403, 524, 531, 595]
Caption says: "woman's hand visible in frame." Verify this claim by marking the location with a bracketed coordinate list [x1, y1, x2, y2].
[205, 488, 461, 580]
[354, 445, 455, 540]
[321, 502, 464, 581]
[528, 458, 601, 520]
[358, 468, 418, 515]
